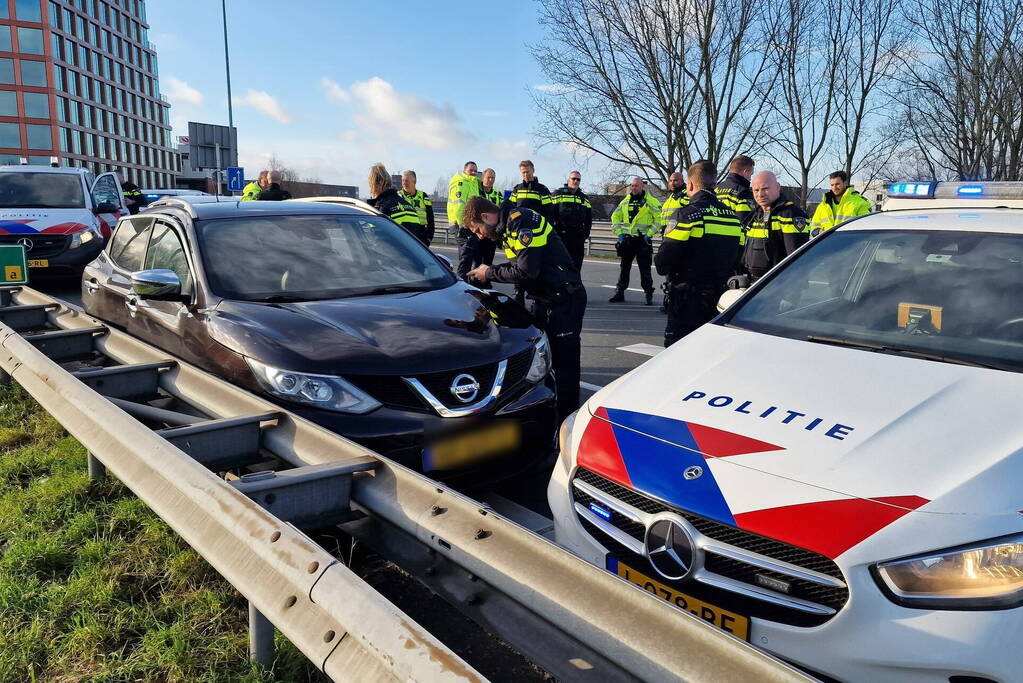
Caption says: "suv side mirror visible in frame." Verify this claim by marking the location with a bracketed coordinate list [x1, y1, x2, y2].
[94, 201, 119, 214]
[131, 269, 187, 302]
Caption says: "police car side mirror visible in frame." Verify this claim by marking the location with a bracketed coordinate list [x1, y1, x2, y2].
[717, 288, 745, 313]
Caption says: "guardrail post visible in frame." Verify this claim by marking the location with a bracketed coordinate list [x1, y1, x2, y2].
[248, 602, 275, 668]
[86, 451, 106, 480]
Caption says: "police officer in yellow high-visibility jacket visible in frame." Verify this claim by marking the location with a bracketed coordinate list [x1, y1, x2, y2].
[659, 171, 689, 229]
[398, 170, 435, 246]
[656, 161, 743, 346]
[463, 197, 585, 421]
[809, 170, 871, 235]
[367, 163, 420, 235]
[447, 161, 483, 279]
[241, 171, 268, 201]
[743, 171, 808, 281]
[609, 177, 662, 305]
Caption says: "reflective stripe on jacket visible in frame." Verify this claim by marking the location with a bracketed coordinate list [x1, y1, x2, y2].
[809, 189, 871, 233]
[551, 186, 593, 238]
[659, 190, 689, 228]
[611, 192, 662, 237]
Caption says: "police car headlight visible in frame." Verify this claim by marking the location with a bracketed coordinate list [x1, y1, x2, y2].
[558, 408, 578, 456]
[873, 534, 1023, 609]
[70, 225, 101, 249]
[526, 334, 551, 384]
[245, 358, 381, 414]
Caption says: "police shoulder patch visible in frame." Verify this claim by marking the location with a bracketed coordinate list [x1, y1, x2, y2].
[518, 228, 533, 246]
[793, 216, 807, 230]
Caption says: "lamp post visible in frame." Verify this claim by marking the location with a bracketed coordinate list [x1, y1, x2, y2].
[222, 0, 233, 129]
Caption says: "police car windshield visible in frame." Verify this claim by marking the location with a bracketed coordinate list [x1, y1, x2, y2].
[195, 214, 454, 301]
[724, 229, 1023, 372]
[0, 172, 86, 209]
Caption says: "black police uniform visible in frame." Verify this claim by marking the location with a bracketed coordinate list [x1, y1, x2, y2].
[743, 197, 808, 281]
[368, 188, 424, 241]
[483, 207, 586, 420]
[655, 189, 742, 346]
[551, 185, 593, 271]
[257, 183, 293, 200]
[507, 179, 555, 304]
[121, 181, 145, 215]
[715, 173, 755, 228]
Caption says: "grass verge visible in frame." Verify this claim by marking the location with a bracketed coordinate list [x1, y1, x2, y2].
[0, 381, 319, 682]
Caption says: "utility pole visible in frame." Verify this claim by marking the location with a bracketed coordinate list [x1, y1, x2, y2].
[222, 0, 233, 129]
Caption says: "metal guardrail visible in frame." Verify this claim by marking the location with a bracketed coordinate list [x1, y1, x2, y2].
[435, 219, 661, 257]
[0, 286, 810, 682]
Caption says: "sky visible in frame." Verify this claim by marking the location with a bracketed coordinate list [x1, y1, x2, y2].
[146, 0, 587, 195]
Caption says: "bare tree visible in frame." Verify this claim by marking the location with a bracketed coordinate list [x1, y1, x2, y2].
[531, 0, 776, 182]
[899, 0, 1023, 180]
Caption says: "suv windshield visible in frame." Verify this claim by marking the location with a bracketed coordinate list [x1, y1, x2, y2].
[725, 228, 1023, 372]
[196, 214, 455, 301]
[0, 172, 86, 209]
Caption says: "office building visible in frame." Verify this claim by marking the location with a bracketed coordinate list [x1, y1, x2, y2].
[0, 0, 177, 186]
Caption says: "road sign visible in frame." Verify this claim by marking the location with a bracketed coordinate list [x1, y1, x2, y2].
[0, 245, 27, 284]
[227, 167, 245, 192]
[186, 122, 238, 171]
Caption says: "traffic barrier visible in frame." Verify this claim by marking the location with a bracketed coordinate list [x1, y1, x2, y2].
[0, 285, 811, 682]
[436, 219, 661, 257]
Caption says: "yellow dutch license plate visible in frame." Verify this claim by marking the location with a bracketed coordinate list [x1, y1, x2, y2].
[612, 559, 750, 640]
[423, 420, 520, 471]
[27, 259, 48, 268]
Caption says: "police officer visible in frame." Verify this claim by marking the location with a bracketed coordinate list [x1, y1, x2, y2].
[366, 163, 420, 232]
[656, 160, 743, 346]
[242, 171, 268, 201]
[257, 171, 292, 200]
[609, 177, 661, 305]
[398, 170, 435, 246]
[809, 170, 871, 235]
[118, 172, 146, 214]
[742, 170, 808, 282]
[656, 171, 689, 312]
[475, 167, 503, 268]
[508, 160, 556, 224]
[551, 171, 592, 271]
[716, 156, 755, 228]
[447, 161, 484, 280]
[463, 197, 586, 420]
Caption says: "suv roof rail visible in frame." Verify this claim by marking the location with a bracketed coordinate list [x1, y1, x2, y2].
[145, 197, 199, 218]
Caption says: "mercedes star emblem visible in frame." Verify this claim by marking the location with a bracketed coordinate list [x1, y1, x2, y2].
[449, 373, 481, 403]
[16, 237, 33, 251]
[644, 517, 698, 581]
[683, 465, 704, 480]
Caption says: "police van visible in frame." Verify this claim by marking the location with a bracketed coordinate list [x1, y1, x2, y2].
[548, 181, 1023, 681]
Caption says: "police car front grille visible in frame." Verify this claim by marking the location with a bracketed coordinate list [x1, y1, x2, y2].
[572, 468, 849, 626]
[0, 234, 70, 259]
[574, 468, 844, 581]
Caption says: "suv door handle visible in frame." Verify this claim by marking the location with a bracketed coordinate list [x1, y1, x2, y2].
[125, 296, 138, 313]
[83, 279, 99, 292]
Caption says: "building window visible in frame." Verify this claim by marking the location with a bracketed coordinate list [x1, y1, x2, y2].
[55, 95, 67, 121]
[0, 90, 16, 116]
[15, 0, 43, 22]
[59, 126, 68, 152]
[49, 1, 59, 26]
[0, 59, 15, 85]
[26, 124, 51, 150]
[21, 60, 48, 87]
[23, 92, 49, 118]
[18, 28, 45, 55]
[0, 27, 11, 52]
[0, 2, 8, 19]
[0, 122, 20, 148]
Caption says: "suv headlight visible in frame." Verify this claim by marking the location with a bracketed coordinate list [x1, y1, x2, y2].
[246, 358, 381, 414]
[70, 225, 102, 249]
[873, 534, 1023, 609]
[525, 334, 551, 384]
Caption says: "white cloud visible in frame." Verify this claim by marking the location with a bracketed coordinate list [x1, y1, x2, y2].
[164, 76, 203, 106]
[320, 77, 350, 103]
[533, 84, 571, 94]
[232, 89, 292, 124]
[488, 139, 531, 160]
[330, 77, 474, 151]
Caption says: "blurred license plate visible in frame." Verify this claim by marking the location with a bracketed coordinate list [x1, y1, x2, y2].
[608, 558, 750, 640]
[27, 259, 48, 268]
[423, 420, 520, 471]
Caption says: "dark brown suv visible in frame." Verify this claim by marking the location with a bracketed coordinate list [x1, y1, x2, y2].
[81, 197, 557, 482]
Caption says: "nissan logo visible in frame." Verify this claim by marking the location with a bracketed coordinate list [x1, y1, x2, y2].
[449, 373, 480, 403]
[16, 237, 33, 250]
[644, 517, 699, 581]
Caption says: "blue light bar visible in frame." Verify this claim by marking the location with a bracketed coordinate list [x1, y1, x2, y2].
[957, 185, 985, 196]
[588, 502, 613, 521]
[888, 181, 936, 198]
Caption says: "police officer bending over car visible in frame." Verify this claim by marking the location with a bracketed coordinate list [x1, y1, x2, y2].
[656, 160, 743, 347]
[463, 196, 586, 420]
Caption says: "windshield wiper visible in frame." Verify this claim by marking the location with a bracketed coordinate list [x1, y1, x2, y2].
[806, 335, 1010, 370]
[256, 295, 308, 303]
[363, 285, 431, 296]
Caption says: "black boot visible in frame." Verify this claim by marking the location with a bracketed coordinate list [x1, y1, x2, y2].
[608, 290, 625, 303]
[645, 292, 654, 306]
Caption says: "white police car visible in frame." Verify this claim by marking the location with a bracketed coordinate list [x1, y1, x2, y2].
[548, 184, 1023, 681]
